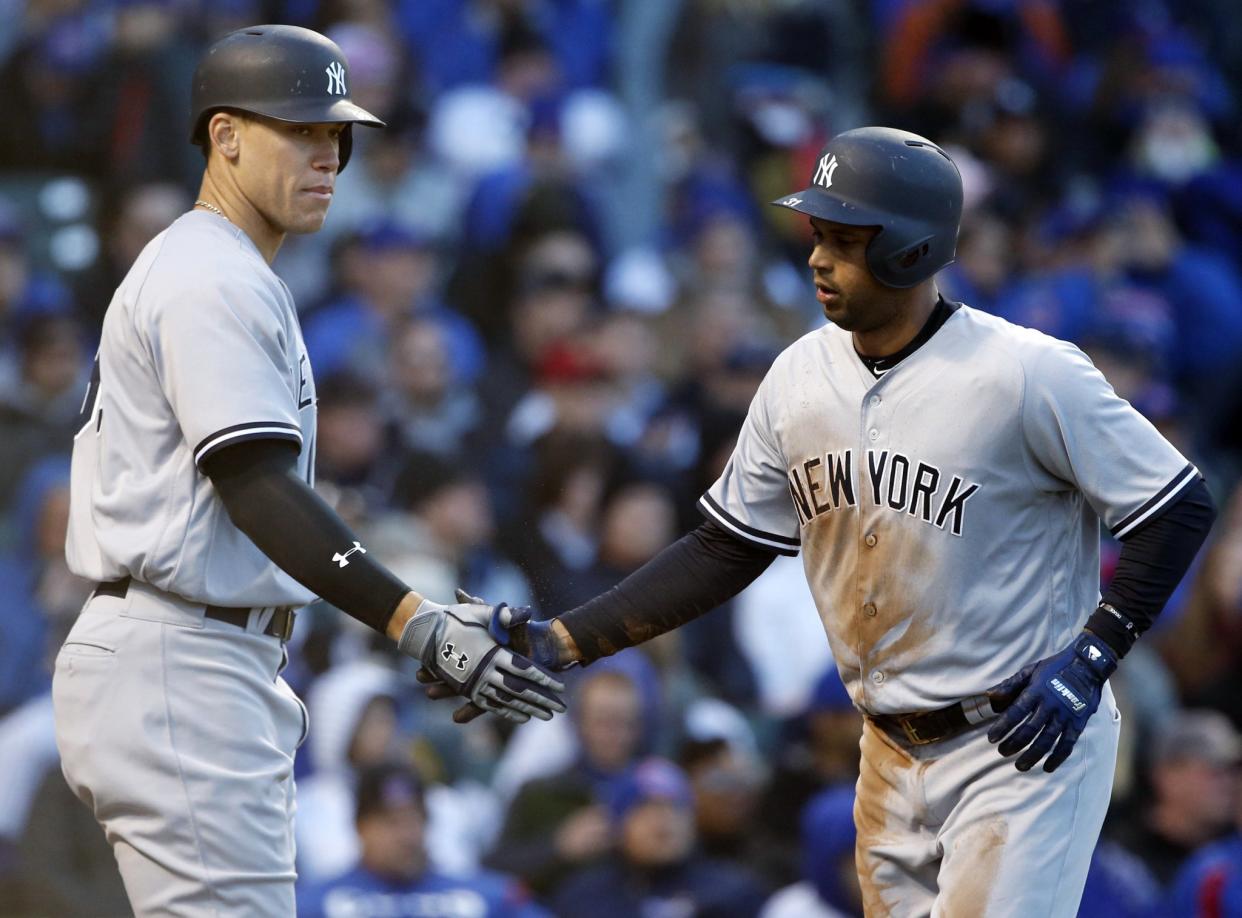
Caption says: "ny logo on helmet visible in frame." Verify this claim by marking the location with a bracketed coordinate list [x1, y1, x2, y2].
[814, 153, 840, 189]
[326, 61, 347, 95]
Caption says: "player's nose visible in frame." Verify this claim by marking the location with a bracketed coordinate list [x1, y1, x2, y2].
[807, 243, 833, 272]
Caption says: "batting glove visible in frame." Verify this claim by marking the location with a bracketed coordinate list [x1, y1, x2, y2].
[398, 597, 567, 724]
[986, 631, 1117, 773]
[416, 590, 571, 724]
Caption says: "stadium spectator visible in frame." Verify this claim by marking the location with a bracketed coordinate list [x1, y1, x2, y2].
[760, 783, 861, 918]
[756, 667, 863, 886]
[1111, 710, 1242, 886]
[73, 181, 191, 329]
[296, 659, 402, 884]
[370, 450, 533, 611]
[303, 219, 484, 386]
[485, 665, 647, 898]
[1162, 759, 1242, 918]
[677, 705, 770, 881]
[298, 760, 548, 918]
[552, 757, 769, 918]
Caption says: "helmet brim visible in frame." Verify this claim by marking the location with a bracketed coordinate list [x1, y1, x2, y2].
[255, 98, 386, 129]
[769, 187, 885, 228]
[190, 99, 385, 143]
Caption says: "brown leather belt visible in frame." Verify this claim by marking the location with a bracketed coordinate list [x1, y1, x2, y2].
[95, 577, 296, 643]
[871, 695, 996, 746]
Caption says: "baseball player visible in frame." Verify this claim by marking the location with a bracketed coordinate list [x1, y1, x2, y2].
[436, 128, 1216, 916]
[53, 25, 564, 917]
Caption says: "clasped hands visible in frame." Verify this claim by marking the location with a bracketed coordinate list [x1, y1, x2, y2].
[397, 589, 569, 724]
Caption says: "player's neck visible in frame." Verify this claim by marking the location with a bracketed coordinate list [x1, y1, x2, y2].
[852, 286, 939, 358]
[195, 175, 286, 264]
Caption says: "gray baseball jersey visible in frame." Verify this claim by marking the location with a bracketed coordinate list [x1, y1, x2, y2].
[66, 210, 317, 608]
[700, 304, 1197, 715]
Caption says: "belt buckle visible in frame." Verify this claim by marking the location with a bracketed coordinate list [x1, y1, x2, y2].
[899, 715, 934, 746]
[276, 608, 296, 643]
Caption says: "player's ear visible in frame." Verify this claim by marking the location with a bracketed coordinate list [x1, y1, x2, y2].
[206, 111, 244, 164]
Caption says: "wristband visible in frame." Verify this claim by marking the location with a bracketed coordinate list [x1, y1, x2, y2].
[1085, 601, 1138, 658]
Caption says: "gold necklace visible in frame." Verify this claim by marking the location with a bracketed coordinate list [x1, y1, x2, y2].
[194, 199, 227, 220]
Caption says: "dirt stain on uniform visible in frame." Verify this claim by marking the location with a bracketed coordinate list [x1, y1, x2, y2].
[855, 719, 915, 916]
[939, 816, 1009, 917]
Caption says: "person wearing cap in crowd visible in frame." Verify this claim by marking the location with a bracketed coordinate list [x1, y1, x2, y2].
[1162, 767, 1242, 918]
[367, 449, 533, 614]
[0, 313, 87, 511]
[301, 217, 484, 385]
[757, 666, 862, 886]
[297, 760, 549, 918]
[551, 757, 769, 918]
[1110, 709, 1242, 887]
[761, 783, 862, 918]
[383, 317, 484, 458]
[676, 698, 773, 882]
[294, 659, 403, 884]
[486, 665, 648, 899]
[311, 371, 404, 517]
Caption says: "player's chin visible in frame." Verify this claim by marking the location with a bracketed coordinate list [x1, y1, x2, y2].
[287, 205, 331, 235]
[822, 304, 855, 327]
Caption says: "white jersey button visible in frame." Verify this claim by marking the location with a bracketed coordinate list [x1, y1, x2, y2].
[870, 395, 881, 407]
[868, 428, 879, 441]
[863, 602, 877, 617]
[871, 670, 885, 684]
[865, 532, 878, 547]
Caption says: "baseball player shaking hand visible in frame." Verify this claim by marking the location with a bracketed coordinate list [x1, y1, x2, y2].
[443, 128, 1216, 916]
[53, 25, 563, 918]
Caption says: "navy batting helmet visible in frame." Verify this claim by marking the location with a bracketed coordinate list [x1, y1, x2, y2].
[190, 25, 385, 172]
[772, 127, 963, 288]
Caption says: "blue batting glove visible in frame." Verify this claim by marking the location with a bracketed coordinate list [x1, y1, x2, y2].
[456, 589, 569, 672]
[985, 632, 1117, 773]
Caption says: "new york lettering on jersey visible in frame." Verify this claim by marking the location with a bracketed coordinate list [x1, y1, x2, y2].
[786, 448, 981, 536]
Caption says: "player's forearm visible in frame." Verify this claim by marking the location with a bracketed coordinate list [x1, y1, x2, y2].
[203, 440, 415, 634]
[550, 519, 777, 665]
[1089, 477, 1216, 656]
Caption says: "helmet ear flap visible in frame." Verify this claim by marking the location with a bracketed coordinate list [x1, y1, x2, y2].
[866, 231, 937, 288]
[339, 123, 353, 172]
[897, 241, 932, 270]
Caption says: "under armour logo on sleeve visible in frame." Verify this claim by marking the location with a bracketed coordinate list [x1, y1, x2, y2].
[325, 61, 346, 95]
[332, 540, 366, 567]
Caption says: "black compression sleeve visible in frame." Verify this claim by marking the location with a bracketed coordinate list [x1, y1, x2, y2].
[202, 439, 410, 633]
[557, 519, 778, 664]
[1089, 477, 1216, 656]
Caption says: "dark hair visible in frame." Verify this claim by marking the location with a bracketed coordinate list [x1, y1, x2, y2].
[18, 313, 81, 356]
[391, 450, 472, 510]
[316, 371, 380, 411]
[529, 431, 617, 511]
[355, 761, 425, 823]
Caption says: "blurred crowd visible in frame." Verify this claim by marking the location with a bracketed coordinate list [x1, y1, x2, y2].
[2, 0, 1242, 916]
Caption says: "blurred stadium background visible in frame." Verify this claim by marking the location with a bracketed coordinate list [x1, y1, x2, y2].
[1, 1, 1241, 915]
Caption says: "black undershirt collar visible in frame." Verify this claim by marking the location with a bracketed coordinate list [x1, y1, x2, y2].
[856, 295, 959, 378]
